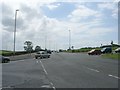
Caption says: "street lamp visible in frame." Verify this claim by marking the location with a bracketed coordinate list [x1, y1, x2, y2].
[69, 29, 71, 50]
[13, 9, 19, 56]
[45, 35, 47, 50]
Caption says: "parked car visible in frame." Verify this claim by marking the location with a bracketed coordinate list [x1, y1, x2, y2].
[0, 55, 10, 63]
[35, 51, 50, 59]
[101, 47, 112, 54]
[88, 49, 101, 55]
[115, 48, 120, 53]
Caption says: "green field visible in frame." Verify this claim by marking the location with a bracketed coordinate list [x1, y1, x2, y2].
[102, 53, 120, 60]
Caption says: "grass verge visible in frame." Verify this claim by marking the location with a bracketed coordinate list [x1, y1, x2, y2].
[0, 50, 35, 56]
[101, 53, 120, 60]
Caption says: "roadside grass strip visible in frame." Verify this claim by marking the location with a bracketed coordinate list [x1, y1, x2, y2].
[101, 53, 120, 60]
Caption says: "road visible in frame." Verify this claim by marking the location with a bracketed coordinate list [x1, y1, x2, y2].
[1, 52, 119, 89]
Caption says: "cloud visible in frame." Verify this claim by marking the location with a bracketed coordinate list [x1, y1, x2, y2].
[1, 1, 118, 51]
[68, 5, 102, 22]
[112, 9, 118, 19]
[46, 3, 60, 10]
[98, 2, 115, 10]
[86, 28, 114, 36]
[98, 2, 118, 19]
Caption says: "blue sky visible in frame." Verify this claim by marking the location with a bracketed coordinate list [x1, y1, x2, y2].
[1, 0, 118, 50]
[42, 2, 76, 19]
[42, 2, 117, 27]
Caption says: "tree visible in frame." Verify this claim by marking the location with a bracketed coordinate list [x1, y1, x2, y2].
[24, 41, 33, 53]
[35, 46, 41, 52]
[71, 46, 74, 50]
[111, 40, 113, 45]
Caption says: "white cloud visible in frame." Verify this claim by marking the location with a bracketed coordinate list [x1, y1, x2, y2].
[112, 9, 118, 19]
[47, 3, 60, 10]
[68, 5, 102, 22]
[86, 28, 114, 36]
[98, 2, 118, 19]
[1, 1, 118, 51]
[98, 3, 115, 10]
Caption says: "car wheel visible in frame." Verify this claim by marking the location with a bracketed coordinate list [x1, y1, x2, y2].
[2, 61, 4, 63]
[6, 60, 9, 63]
[4, 60, 8, 63]
[35, 57, 38, 59]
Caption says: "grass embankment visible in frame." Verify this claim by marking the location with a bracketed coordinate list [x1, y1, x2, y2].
[0, 50, 13, 56]
[66, 47, 120, 60]
[0, 50, 35, 56]
[101, 53, 120, 60]
[67, 47, 101, 53]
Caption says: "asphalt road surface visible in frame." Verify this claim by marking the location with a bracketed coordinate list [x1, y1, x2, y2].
[1, 52, 119, 89]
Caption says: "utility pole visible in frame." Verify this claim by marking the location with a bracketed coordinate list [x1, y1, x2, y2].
[13, 9, 19, 56]
[45, 35, 47, 50]
[69, 29, 71, 50]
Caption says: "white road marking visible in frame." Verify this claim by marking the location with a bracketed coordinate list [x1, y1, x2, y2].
[87, 67, 100, 72]
[10, 60, 25, 64]
[10, 61, 18, 63]
[39, 60, 48, 75]
[39, 60, 56, 90]
[41, 85, 51, 88]
[108, 74, 120, 79]
[36, 60, 39, 63]
[20, 60, 25, 61]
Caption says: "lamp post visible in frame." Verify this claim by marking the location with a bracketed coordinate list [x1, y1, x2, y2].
[13, 9, 19, 56]
[69, 29, 71, 50]
[45, 35, 47, 50]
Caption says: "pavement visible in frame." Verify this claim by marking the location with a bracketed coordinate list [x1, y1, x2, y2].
[1, 52, 119, 89]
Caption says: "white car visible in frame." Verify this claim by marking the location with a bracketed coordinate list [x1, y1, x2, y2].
[35, 51, 50, 59]
[115, 48, 120, 53]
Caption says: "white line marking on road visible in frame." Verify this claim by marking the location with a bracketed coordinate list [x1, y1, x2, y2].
[108, 74, 120, 79]
[10, 60, 25, 64]
[20, 60, 25, 61]
[39, 60, 48, 75]
[41, 85, 51, 88]
[10, 61, 18, 63]
[39, 60, 56, 90]
[87, 68, 100, 72]
[36, 60, 39, 63]
[50, 82, 56, 90]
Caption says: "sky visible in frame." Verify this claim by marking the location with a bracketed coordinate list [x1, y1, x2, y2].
[1, 0, 119, 51]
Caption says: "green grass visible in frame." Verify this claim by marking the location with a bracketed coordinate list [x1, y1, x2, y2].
[0, 50, 13, 56]
[67, 47, 101, 53]
[0, 50, 35, 56]
[102, 53, 120, 60]
[0, 51, 2, 54]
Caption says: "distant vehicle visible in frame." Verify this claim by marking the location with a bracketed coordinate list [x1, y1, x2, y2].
[56, 51, 59, 53]
[115, 48, 120, 53]
[0, 55, 10, 63]
[101, 47, 112, 54]
[47, 50, 52, 54]
[88, 49, 101, 55]
[35, 51, 50, 59]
